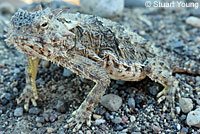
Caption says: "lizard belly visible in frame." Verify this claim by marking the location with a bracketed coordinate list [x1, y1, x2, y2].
[104, 60, 146, 81]
[107, 66, 146, 81]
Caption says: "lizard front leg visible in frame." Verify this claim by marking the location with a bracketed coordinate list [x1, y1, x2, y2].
[17, 56, 39, 111]
[58, 54, 110, 132]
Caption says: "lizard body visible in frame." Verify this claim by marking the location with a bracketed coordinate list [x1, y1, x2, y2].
[5, 8, 200, 132]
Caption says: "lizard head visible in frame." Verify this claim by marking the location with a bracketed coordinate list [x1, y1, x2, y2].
[5, 8, 78, 59]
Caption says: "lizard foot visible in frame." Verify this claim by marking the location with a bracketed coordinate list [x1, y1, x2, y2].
[157, 84, 168, 104]
[64, 103, 92, 132]
[17, 85, 38, 111]
[156, 81, 179, 118]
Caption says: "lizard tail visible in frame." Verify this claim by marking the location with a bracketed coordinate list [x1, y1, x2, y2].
[170, 58, 200, 76]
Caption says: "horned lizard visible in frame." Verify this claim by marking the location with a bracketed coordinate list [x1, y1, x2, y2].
[5, 7, 200, 132]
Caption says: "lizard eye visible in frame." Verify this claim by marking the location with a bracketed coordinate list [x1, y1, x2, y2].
[41, 22, 48, 28]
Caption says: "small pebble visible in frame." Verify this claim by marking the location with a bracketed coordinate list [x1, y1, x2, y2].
[176, 106, 181, 114]
[100, 94, 122, 112]
[121, 116, 128, 124]
[28, 107, 41, 115]
[186, 16, 200, 28]
[86, 130, 91, 134]
[94, 119, 106, 125]
[180, 127, 189, 133]
[14, 108, 23, 117]
[128, 98, 135, 109]
[112, 117, 122, 124]
[94, 108, 105, 115]
[36, 117, 45, 123]
[186, 108, 200, 128]
[93, 114, 102, 120]
[152, 125, 161, 133]
[114, 124, 124, 131]
[13, 87, 18, 92]
[4, 93, 12, 101]
[177, 124, 181, 130]
[50, 114, 58, 122]
[63, 69, 73, 77]
[130, 116, 136, 122]
[179, 98, 193, 113]
[105, 112, 110, 120]
[1, 98, 8, 105]
[41, 60, 50, 68]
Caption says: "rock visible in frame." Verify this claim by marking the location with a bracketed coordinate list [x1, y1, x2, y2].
[0, 2, 15, 14]
[100, 94, 122, 112]
[186, 16, 200, 28]
[4, 93, 12, 101]
[41, 60, 50, 68]
[94, 119, 106, 125]
[14, 108, 23, 117]
[105, 112, 110, 120]
[121, 116, 128, 124]
[152, 125, 161, 133]
[94, 108, 105, 115]
[28, 107, 41, 115]
[112, 117, 122, 124]
[93, 114, 102, 120]
[128, 98, 135, 109]
[63, 69, 73, 77]
[177, 124, 181, 130]
[180, 127, 188, 133]
[175, 106, 181, 114]
[80, 0, 124, 17]
[179, 98, 193, 113]
[186, 108, 200, 128]
[130, 115, 136, 122]
[49, 113, 59, 122]
[86, 130, 91, 134]
[114, 124, 123, 131]
[36, 117, 45, 123]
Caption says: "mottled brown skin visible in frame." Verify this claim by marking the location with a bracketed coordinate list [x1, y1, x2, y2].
[5, 8, 200, 132]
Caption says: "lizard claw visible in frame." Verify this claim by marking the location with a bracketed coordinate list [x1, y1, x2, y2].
[17, 85, 38, 111]
[64, 106, 92, 132]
